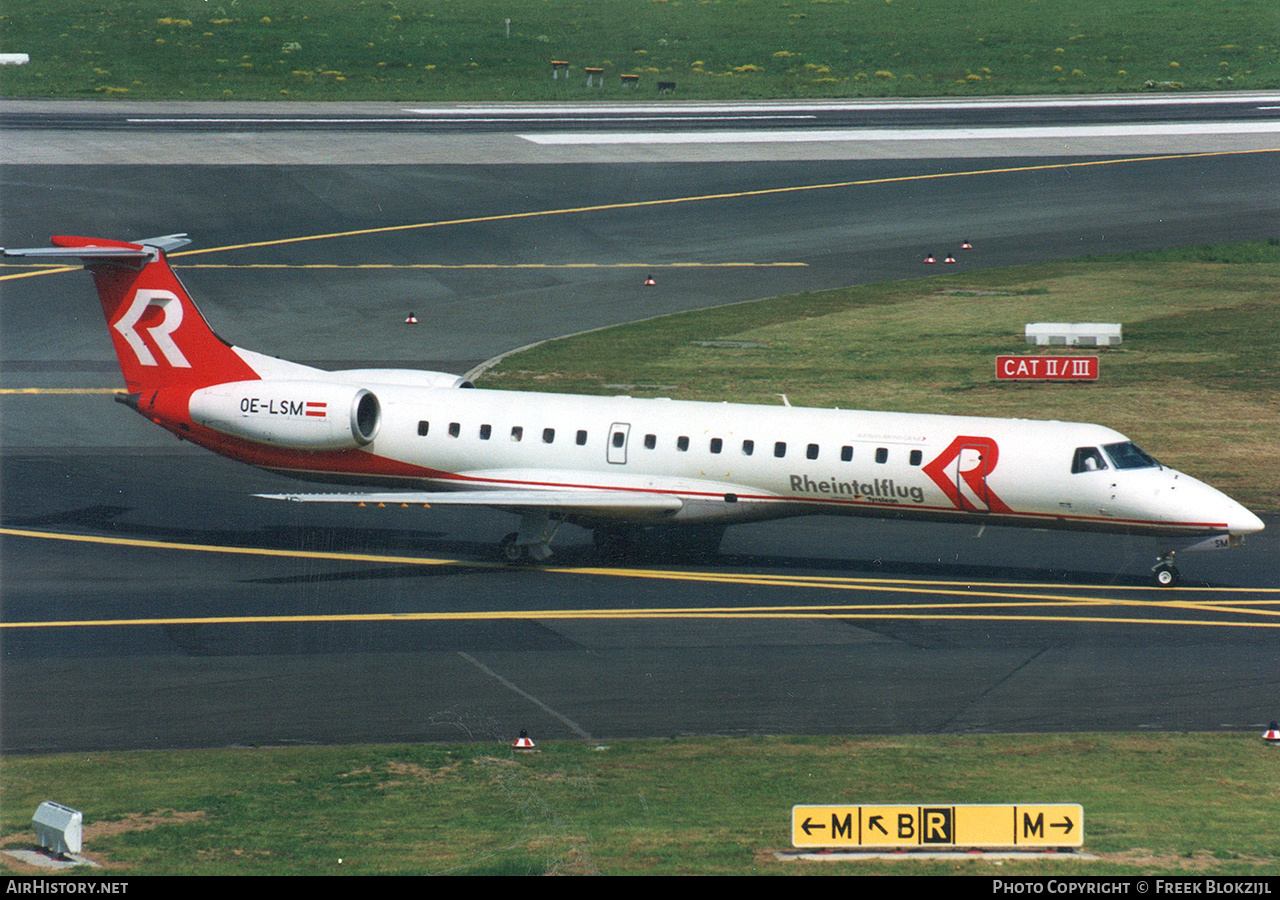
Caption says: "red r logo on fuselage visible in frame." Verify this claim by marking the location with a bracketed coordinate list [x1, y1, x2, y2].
[922, 435, 1013, 514]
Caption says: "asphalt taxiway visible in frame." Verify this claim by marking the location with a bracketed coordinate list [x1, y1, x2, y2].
[2, 450, 1276, 751]
[2, 98, 1278, 751]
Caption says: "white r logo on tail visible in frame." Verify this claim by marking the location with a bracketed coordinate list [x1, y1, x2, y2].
[112, 289, 191, 368]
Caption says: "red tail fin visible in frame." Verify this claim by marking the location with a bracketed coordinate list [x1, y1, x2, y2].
[45, 235, 260, 394]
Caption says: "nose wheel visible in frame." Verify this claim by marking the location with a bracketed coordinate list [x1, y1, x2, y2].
[1151, 553, 1180, 587]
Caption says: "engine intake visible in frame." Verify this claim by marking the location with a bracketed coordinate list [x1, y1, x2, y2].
[189, 380, 381, 450]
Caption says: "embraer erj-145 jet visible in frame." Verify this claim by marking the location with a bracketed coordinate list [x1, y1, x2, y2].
[5, 234, 1264, 586]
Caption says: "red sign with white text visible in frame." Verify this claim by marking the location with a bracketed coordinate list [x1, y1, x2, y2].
[996, 356, 1098, 381]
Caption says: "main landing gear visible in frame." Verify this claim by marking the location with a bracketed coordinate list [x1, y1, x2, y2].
[500, 531, 538, 564]
[498, 511, 561, 564]
[1151, 552, 1180, 588]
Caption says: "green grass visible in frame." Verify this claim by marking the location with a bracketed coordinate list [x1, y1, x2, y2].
[2, 0, 1278, 101]
[3, 734, 1278, 875]
[480, 242, 1280, 511]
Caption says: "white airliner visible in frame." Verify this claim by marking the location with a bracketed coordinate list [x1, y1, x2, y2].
[4, 234, 1264, 586]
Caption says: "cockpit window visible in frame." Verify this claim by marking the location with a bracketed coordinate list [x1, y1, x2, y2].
[1072, 447, 1107, 473]
[1103, 441, 1160, 470]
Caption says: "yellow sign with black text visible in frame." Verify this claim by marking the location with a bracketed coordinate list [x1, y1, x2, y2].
[791, 804, 1083, 849]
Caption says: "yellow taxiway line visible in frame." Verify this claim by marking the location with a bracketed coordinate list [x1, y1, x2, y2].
[0, 388, 120, 395]
[166, 149, 1280, 258]
[2, 526, 1276, 631]
[3, 149, 1275, 283]
[4, 605, 1279, 631]
[171, 262, 808, 270]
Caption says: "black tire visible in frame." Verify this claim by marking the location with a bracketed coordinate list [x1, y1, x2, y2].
[1153, 563, 1179, 587]
[500, 532, 527, 564]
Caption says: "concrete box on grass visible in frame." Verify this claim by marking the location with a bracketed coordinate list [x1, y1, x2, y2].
[33, 802, 83, 855]
[1025, 323, 1122, 346]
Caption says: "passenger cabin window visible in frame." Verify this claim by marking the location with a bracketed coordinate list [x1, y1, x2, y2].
[479, 424, 492, 440]
[542, 428, 555, 444]
[511, 426, 524, 442]
[875, 448, 888, 464]
[612, 431, 625, 449]
[806, 443, 819, 460]
[448, 422, 460, 438]
[576, 430, 588, 446]
[644, 434, 656, 450]
[840, 446, 853, 462]
[677, 436, 690, 452]
[1104, 441, 1160, 470]
[774, 442, 787, 458]
[710, 438, 723, 454]
[742, 439, 754, 456]
[1072, 447, 1107, 473]
[910, 449, 923, 466]
[418, 421, 429, 437]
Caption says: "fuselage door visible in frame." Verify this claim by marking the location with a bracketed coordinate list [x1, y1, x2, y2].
[954, 444, 993, 512]
[607, 422, 631, 465]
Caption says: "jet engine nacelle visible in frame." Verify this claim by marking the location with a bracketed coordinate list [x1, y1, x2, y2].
[189, 380, 381, 450]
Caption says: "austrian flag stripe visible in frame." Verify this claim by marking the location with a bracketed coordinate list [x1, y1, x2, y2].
[305, 401, 328, 418]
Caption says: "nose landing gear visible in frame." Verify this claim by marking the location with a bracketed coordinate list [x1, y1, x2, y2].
[1151, 552, 1180, 587]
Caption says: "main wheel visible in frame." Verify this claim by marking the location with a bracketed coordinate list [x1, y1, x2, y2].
[500, 532, 527, 564]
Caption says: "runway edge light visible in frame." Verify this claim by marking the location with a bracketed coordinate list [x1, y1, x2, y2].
[1264, 721, 1280, 745]
[513, 729, 537, 752]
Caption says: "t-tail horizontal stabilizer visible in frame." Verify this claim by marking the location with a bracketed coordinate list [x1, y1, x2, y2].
[2, 234, 192, 262]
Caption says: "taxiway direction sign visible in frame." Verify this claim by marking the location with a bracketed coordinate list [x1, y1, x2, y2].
[791, 804, 1083, 849]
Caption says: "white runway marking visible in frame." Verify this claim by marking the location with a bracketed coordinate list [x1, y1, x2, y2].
[459, 651, 595, 741]
[523, 121, 1280, 145]
[129, 115, 818, 125]
[421, 95, 1280, 113]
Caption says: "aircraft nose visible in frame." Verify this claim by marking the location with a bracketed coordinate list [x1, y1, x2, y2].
[1228, 504, 1265, 536]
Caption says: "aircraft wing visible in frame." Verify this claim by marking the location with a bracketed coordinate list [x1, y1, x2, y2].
[257, 489, 684, 516]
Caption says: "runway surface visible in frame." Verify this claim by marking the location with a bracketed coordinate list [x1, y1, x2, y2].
[6, 94, 1280, 163]
[2, 98, 1278, 752]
